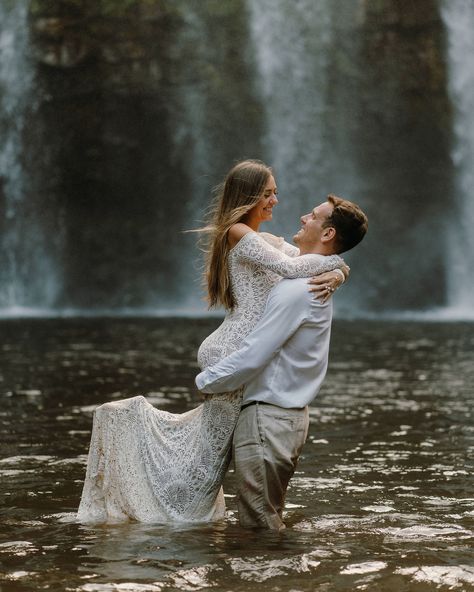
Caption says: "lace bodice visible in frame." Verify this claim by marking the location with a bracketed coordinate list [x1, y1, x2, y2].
[198, 231, 343, 368]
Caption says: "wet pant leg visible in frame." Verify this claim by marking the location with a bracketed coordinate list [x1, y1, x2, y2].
[233, 403, 309, 530]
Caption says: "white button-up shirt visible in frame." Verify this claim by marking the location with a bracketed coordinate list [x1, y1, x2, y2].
[195, 278, 333, 408]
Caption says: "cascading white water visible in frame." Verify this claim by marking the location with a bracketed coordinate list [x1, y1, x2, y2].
[0, 0, 33, 308]
[440, 0, 474, 315]
[246, 0, 363, 314]
[246, 0, 334, 226]
[0, 1, 469, 317]
[172, 5, 211, 209]
[0, 0, 58, 313]
[168, 3, 229, 310]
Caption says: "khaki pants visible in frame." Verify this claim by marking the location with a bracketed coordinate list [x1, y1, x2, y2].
[232, 402, 309, 530]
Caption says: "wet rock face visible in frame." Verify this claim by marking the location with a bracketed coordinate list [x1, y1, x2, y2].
[344, 0, 454, 309]
[33, 16, 90, 67]
[26, 0, 262, 308]
[30, 1, 166, 79]
[28, 1, 182, 307]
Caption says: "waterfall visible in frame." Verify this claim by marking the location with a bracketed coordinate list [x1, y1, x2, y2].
[0, 0, 59, 313]
[168, 1, 264, 309]
[246, 0, 363, 313]
[172, 5, 213, 208]
[0, 1, 468, 317]
[441, 0, 474, 316]
[246, 0, 334, 224]
[0, 0, 32, 309]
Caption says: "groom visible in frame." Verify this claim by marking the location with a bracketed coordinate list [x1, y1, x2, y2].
[196, 194, 368, 530]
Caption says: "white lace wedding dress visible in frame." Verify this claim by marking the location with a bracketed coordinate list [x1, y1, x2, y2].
[77, 232, 343, 523]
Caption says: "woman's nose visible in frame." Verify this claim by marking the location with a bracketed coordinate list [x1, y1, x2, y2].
[271, 193, 278, 204]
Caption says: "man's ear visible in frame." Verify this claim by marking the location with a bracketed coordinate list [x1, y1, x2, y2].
[321, 226, 336, 243]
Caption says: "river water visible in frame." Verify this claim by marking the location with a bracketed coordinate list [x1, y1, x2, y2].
[0, 318, 473, 591]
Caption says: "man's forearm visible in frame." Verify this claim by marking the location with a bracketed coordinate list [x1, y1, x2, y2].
[195, 282, 306, 394]
[195, 339, 275, 393]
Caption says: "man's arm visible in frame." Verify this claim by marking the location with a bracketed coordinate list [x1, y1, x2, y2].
[195, 280, 309, 394]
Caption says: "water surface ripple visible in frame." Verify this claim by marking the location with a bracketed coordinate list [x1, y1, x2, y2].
[0, 319, 473, 591]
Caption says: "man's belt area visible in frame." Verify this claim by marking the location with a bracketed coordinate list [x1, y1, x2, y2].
[241, 400, 303, 411]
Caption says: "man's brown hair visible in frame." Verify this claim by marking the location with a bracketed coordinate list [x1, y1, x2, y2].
[323, 194, 368, 253]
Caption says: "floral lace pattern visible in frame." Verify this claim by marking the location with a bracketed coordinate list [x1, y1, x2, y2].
[77, 232, 343, 523]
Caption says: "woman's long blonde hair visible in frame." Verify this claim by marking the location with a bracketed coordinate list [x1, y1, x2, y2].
[201, 159, 273, 310]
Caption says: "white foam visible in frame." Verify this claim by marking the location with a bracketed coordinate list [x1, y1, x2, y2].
[362, 505, 396, 513]
[230, 551, 321, 582]
[341, 561, 387, 575]
[397, 565, 474, 588]
[380, 525, 472, 541]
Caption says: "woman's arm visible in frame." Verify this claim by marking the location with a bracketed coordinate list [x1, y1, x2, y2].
[258, 232, 300, 257]
[234, 231, 344, 278]
[259, 231, 347, 302]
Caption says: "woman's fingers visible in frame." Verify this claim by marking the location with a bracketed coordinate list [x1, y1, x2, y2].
[307, 272, 340, 285]
[308, 284, 329, 293]
[307, 276, 327, 285]
[308, 285, 336, 304]
[307, 270, 343, 301]
[308, 279, 338, 292]
[317, 292, 332, 304]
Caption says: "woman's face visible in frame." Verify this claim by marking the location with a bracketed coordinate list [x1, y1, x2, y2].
[247, 175, 279, 225]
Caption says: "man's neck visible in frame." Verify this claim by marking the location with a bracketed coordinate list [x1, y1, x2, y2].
[299, 245, 334, 256]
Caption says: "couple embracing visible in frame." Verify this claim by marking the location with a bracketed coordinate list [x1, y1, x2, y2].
[78, 159, 368, 530]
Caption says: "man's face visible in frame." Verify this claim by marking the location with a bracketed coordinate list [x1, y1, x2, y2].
[293, 201, 333, 247]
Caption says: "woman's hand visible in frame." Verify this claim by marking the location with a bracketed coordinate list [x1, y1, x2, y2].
[307, 265, 349, 303]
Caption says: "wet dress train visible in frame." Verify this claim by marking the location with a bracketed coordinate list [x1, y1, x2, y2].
[77, 232, 343, 523]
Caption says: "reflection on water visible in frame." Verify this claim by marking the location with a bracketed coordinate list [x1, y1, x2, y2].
[0, 318, 473, 591]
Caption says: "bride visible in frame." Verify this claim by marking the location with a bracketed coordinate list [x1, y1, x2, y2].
[77, 159, 347, 523]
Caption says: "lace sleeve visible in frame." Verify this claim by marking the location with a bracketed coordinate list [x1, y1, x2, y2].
[259, 232, 300, 257]
[280, 240, 300, 257]
[234, 231, 343, 278]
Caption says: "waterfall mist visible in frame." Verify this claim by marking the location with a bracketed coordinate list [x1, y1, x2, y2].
[246, 0, 363, 313]
[0, 0, 60, 313]
[0, 0, 472, 318]
[441, 0, 474, 317]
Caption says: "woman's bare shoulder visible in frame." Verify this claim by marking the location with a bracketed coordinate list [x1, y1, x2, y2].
[228, 223, 255, 249]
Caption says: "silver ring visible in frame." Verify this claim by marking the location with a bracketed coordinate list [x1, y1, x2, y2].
[325, 286, 330, 291]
